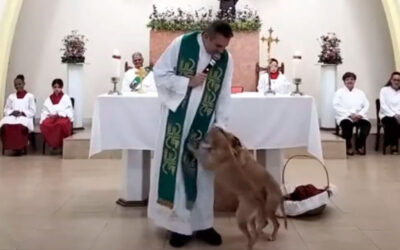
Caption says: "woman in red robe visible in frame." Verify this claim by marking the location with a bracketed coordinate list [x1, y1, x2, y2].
[0, 74, 36, 155]
[40, 79, 73, 149]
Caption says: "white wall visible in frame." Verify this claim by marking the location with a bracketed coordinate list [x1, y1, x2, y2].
[6, 0, 395, 120]
[0, 0, 6, 21]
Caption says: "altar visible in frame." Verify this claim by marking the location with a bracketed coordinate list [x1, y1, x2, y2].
[89, 92, 322, 205]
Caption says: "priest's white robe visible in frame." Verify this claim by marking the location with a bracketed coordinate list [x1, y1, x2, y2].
[121, 69, 137, 93]
[0, 93, 36, 132]
[257, 73, 293, 95]
[333, 87, 369, 124]
[148, 33, 233, 235]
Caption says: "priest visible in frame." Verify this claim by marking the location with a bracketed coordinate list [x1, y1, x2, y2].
[0, 74, 36, 155]
[147, 21, 234, 247]
[121, 52, 155, 92]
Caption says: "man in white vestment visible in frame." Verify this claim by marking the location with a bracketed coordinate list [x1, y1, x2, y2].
[148, 21, 234, 247]
[121, 52, 155, 92]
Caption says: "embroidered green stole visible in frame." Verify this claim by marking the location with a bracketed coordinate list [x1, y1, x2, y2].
[157, 32, 228, 209]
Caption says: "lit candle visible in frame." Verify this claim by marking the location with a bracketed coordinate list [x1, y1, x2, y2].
[112, 49, 121, 78]
[292, 51, 302, 80]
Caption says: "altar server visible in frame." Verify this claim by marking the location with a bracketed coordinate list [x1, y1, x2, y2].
[257, 58, 293, 95]
[40, 78, 73, 149]
[0, 74, 36, 154]
[333, 72, 370, 155]
[379, 71, 400, 154]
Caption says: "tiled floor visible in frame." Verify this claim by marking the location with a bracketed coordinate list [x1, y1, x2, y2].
[0, 153, 399, 250]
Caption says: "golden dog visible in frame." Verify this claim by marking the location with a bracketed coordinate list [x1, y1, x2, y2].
[188, 127, 265, 250]
[189, 126, 287, 248]
[219, 128, 287, 241]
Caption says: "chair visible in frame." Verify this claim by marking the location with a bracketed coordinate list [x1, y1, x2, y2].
[231, 86, 244, 94]
[335, 117, 364, 154]
[124, 62, 133, 72]
[255, 61, 285, 86]
[374, 99, 393, 154]
[42, 97, 75, 154]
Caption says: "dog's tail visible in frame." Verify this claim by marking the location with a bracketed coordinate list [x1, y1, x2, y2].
[280, 198, 288, 229]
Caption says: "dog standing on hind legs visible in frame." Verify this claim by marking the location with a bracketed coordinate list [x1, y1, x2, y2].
[188, 127, 267, 250]
[189, 126, 287, 249]
[220, 128, 288, 241]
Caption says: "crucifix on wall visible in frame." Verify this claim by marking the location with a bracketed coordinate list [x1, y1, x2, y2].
[261, 27, 280, 60]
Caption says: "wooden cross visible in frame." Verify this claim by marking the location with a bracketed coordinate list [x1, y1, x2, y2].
[261, 27, 280, 60]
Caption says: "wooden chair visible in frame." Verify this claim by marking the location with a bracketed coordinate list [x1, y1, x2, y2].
[42, 97, 75, 154]
[124, 62, 133, 72]
[335, 122, 361, 152]
[231, 86, 244, 94]
[374, 99, 394, 154]
[125, 62, 154, 73]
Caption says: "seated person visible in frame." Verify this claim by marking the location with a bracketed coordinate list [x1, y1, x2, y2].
[40, 79, 73, 149]
[333, 72, 370, 155]
[379, 71, 400, 154]
[121, 52, 155, 93]
[0, 74, 36, 155]
[257, 58, 293, 95]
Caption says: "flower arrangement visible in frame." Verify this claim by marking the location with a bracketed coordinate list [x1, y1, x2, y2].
[61, 30, 88, 64]
[318, 33, 343, 65]
[147, 5, 261, 32]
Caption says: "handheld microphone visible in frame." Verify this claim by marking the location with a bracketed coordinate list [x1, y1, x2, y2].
[202, 53, 221, 74]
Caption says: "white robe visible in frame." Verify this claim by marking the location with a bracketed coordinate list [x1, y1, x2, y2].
[121, 69, 157, 93]
[148, 33, 233, 235]
[0, 93, 36, 132]
[332, 87, 369, 124]
[257, 73, 293, 95]
[379, 86, 400, 119]
[40, 94, 74, 124]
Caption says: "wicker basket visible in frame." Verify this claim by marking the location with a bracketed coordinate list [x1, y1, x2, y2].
[282, 155, 333, 217]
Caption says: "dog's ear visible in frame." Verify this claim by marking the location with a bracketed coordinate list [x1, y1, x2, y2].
[187, 143, 196, 153]
[232, 136, 242, 148]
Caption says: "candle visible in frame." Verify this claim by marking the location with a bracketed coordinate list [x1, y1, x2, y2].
[112, 49, 121, 78]
[292, 51, 302, 80]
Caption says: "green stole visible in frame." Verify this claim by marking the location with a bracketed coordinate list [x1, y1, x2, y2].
[157, 32, 229, 210]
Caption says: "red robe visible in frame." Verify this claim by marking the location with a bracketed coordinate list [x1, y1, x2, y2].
[40, 92, 72, 148]
[1, 91, 29, 151]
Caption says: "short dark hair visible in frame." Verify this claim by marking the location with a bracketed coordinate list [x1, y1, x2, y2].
[269, 58, 279, 65]
[15, 74, 25, 81]
[342, 72, 357, 81]
[52, 78, 64, 88]
[205, 20, 234, 39]
[385, 71, 400, 86]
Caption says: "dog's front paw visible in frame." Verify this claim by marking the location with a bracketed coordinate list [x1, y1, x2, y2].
[267, 234, 276, 241]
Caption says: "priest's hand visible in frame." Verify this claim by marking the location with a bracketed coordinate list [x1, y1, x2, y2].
[189, 73, 207, 88]
[349, 114, 359, 122]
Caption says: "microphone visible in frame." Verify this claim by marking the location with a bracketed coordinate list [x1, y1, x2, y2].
[202, 53, 221, 74]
